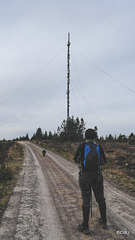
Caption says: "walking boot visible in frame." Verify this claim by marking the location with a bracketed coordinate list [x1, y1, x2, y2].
[78, 222, 90, 235]
[98, 218, 107, 229]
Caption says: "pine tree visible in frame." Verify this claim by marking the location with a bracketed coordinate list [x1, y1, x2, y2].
[59, 116, 85, 142]
[35, 128, 43, 139]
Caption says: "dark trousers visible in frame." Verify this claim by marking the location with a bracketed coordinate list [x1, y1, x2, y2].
[79, 172, 106, 222]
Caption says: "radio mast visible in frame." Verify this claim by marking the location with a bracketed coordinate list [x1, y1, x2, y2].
[67, 33, 71, 121]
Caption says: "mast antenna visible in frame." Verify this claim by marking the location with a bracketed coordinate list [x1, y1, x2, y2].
[67, 33, 71, 121]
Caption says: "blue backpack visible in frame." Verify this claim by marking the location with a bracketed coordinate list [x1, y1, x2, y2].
[83, 143, 100, 172]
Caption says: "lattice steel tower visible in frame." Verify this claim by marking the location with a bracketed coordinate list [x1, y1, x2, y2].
[67, 33, 71, 120]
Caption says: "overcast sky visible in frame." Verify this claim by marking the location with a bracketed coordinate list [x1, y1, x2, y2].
[0, 0, 135, 140]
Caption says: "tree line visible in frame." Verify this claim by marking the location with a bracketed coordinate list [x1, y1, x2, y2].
[103, 133, 135, 144]
[31, 116, 85, 142]
[13, 116, 135, 144]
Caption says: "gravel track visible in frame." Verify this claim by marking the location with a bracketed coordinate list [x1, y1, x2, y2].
[0, 141, 134, 240]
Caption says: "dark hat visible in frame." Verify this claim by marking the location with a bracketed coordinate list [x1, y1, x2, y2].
[85, 128, 96, 139]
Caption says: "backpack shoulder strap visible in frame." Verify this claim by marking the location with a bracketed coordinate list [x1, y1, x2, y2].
[84, 143, 90, 167]
[96, 145, 101, 172]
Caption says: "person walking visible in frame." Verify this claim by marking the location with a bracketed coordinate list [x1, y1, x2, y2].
[74, 128, 107, 235]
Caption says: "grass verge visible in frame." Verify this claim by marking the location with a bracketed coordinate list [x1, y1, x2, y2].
[0, 142, 24, 219]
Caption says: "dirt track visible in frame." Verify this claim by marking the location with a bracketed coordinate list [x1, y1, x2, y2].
[0, 142, 134, 240]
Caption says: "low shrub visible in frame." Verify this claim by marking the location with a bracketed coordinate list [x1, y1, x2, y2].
[0, 167, 13, 182]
